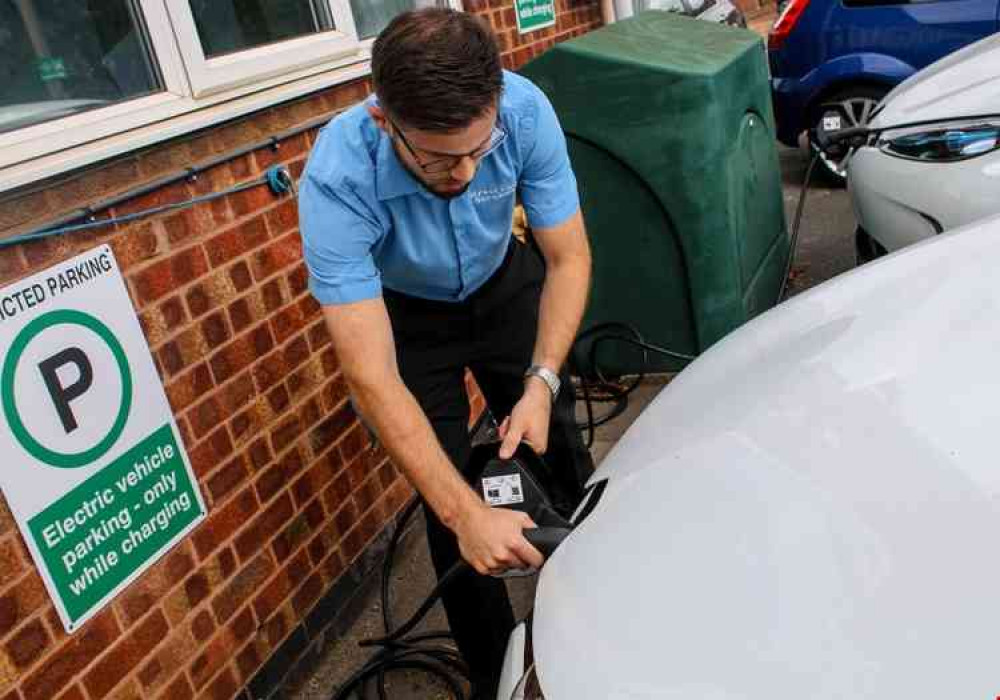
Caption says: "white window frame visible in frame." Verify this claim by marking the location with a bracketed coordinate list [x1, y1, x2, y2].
[0, 0, 460, 194]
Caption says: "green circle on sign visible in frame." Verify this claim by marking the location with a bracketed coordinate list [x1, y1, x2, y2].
[2, 310, 132, 468]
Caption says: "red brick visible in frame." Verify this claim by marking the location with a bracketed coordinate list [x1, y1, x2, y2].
[308, 403, 355, 455]
[132, 246, 209, 305]
[204, 666, 239, 700]
[217, 547, 238, 579]
[291, 571, 323, 618]
[185, 572, 211, 608]
[207, 455, 249, 503]
[5, 618, 50, 670]
[287, 358, 322, 403]
[264, 199, 299, 236]
[271, 304, 308, 346]
[188, 396, 223, 440]
[82, 610, 168, 699]
[206, 218, 268, 268]
[188, 634, 228, 691]
[227, 296, 253, 333]
[234, 495, 294, 562]
[54, 686, 85, 700]
[270, 414, 303, 455]
[0, 498, 13, 538]
[320, 346, 341, 377]
[188, 425, 234, 479]
[233, 181, 275, 218]
[266, 384, 290, 414]
[218, 372, 256, 414]
[338, 424, 368, 466]
[298, 291, 321, 319]
[292, 461, 336, 511]
[163, 206, 216, 246]
[251, 571, 292, 624]
[201, 311, 231, 349]
[211, 551, 274, 624]
[108, 223, 160, 272]
[236, 643, 264, 682]
[228, 261, 253, 292]
[297, 398, 322, 435]
[156, 673, 194, 700]
[307, 320, 331, 351]
[251, 233, 301, 282]
[0, 573, 45, 639]
[165, 363, 214, 414]
[228, 607, 255, 646]
[192, 487, 259, 560]
[261, 278, 286, 312]
[322, 470, 353, 516]
[210, 324, 274, 383]
[286, 264, 309, 298]
[247, 438, 273, 472]
[138, 658, 162, 689]
[117, 546, 194, 627]
[252, 350, 287, 394]
[159, 295, 188, 332]
[0, 537, 24, 580]
[21, 610, 121, 700]
[192, 610, 216, 643]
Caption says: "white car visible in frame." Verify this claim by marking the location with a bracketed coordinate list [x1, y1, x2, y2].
[498, 215, 1000, 699]
[847, 34, 1000, 264]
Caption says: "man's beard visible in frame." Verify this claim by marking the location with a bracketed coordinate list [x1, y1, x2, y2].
[428, 181, 472, 200]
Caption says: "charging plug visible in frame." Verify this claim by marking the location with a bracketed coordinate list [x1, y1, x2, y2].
[473, 445, 573, 576]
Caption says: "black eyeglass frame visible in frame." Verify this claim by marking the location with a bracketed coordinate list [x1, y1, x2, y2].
[388, 116, 508, 175]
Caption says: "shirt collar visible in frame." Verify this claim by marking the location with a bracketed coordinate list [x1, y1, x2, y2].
[375, 129, 427, 201]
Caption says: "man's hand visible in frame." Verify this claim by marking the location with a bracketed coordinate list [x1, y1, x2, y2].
[453, 501, 544, 575]
[498, 379, 553, 459]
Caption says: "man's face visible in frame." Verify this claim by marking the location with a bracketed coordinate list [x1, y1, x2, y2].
[369, 104, 498, 198]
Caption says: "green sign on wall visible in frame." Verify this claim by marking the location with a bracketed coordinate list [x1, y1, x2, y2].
[0, 246, 206, 633]
[515, 0, 556, 34]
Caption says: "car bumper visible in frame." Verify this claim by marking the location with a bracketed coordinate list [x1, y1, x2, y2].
[497, 621, 527, 700]
[848, 147, 942, 252]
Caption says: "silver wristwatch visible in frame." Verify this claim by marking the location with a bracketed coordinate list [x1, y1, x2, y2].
[524, 364, 561, 399]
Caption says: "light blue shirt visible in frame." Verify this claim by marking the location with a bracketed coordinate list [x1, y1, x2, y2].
[298, 71, 579, 305]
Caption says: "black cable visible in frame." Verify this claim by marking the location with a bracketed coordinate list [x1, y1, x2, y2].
[571, 322, 696, 448]
[779, 151, 822, 302]
[331, 498, 473, 700]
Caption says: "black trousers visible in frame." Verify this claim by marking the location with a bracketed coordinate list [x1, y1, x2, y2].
[383, 238, 593, 692]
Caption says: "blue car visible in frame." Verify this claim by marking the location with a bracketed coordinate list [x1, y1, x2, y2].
[768, 0, 999, 181]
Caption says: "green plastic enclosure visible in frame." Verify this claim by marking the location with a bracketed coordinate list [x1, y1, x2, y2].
[520, 12, 789, 373]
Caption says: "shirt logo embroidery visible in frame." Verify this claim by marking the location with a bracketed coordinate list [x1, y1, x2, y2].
[469, 183, 516, 204]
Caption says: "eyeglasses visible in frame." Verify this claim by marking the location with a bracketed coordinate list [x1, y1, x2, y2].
[389, 117, 507, 175]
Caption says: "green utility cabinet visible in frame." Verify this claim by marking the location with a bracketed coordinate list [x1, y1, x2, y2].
[520, 12, 789, 372]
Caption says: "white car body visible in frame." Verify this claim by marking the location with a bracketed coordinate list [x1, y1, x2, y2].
[499, 215, 1000, 699]
[848, 34, 1000, 254]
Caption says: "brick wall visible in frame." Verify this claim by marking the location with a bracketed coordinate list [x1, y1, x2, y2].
[0, 2, 602, 699]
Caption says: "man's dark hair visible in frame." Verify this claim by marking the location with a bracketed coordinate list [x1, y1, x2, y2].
[372, 8, 503, 132]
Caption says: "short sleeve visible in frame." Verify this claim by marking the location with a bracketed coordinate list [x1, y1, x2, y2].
[518, 88, 581, 230]
[299, 170, 383, 306]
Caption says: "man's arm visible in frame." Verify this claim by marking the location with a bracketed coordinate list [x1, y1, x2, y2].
[499, 209, 591, 458]
[323, 298, 543, 574]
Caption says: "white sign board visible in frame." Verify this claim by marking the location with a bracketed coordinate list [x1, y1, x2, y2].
[0, 245, 206, 633]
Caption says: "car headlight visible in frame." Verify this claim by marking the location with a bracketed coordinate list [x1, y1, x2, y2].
[877, 119, 1000, 162]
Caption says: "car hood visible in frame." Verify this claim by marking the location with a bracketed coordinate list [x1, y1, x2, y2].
[532, 216, 1000, 699]
[871, 34, 1000, 128]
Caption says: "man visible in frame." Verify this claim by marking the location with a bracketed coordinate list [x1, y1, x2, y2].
[298, 8, 593, 695]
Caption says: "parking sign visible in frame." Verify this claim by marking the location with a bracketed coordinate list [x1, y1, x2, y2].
[0, 245, 206, 632]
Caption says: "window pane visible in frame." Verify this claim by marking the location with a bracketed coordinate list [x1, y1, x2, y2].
[187, 0, 336, 58]
[350, 0, 448, 40]
[0, 0, 161, 135]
